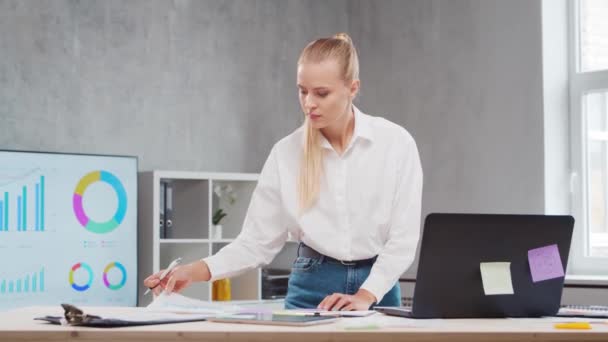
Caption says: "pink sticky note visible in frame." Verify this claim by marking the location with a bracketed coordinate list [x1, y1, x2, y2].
[528, 244, 565, 283]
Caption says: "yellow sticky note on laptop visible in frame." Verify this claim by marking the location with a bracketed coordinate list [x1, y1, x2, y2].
[480, 262, 514, 295]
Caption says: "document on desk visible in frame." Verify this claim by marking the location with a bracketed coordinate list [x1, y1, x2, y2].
[147, 292, 243, 315]
[35, 306, 214, 328]
[340, 315, 441, 330]
[94, 310, 213, 322]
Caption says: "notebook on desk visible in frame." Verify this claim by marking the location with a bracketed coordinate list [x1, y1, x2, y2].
[557, 305, 608, 319]
[376, 213, 574, 319]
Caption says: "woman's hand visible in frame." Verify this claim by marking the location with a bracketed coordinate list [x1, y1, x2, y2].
[317, 288, 377, 311]
[143, 260, 211, 296]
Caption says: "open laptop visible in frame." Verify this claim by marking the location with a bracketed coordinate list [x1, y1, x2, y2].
[375, 213, 574, 318]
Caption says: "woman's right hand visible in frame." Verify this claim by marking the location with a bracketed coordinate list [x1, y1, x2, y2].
[143, 260, 212, 296]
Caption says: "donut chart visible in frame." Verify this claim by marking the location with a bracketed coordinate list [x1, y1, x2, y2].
[69, 263, 93, 292]
[103, 262, 127, 290]
[73, 171, 127, 234]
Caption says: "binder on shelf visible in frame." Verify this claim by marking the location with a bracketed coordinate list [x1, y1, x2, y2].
[159, 181, 166, 239]
[164, 181, 173, 239]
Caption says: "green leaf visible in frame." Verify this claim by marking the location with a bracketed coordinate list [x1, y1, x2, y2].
[212, 208, 227, 225]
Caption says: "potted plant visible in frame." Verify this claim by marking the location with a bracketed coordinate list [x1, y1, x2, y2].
[212, 208, 227, 239]
[212, 185, 237, 239]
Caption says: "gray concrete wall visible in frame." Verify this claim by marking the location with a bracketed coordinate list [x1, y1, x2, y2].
[349, 0, 545, 220]
[2, 0, 546, 271]
[0, 0, 349, 172]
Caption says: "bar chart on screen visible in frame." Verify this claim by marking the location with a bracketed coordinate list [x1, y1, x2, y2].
[0, 268, 45, 294]
[0, 168, 46, 233]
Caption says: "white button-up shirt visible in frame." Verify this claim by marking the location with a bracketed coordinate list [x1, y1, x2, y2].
[205, 106, 423, 302]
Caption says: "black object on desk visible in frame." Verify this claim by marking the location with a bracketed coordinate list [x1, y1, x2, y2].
[35, 303, 209, 328]
[377, 213, 574, 319]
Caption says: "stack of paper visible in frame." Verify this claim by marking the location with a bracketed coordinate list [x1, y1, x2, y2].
[147, 292, 243, 315]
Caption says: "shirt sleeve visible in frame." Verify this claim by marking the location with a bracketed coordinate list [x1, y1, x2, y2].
[203, 146, 288, 281]
[360, 133, 423, 303]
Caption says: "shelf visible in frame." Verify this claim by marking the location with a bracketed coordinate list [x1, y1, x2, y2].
[160, 178, 209, 239]
[159, 243, 210, 301]
[160, 239, 210, 244]
[155, 170, 259, 181]
[211, 239, 236, 243]
[160, 239, 295, 245]
[138, 170, 271, 306]
[211, 180, 257, 240]
[565, 275, 608, 287]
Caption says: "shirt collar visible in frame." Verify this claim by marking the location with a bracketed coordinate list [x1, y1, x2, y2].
[318, 105, 373, 150]
[353, 105, 374, 142]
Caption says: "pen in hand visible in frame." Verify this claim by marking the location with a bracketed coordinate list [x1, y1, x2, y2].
[144, 257, 182, 295]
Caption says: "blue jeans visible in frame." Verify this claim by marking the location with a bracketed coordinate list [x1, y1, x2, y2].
[284, 255, 401, 309]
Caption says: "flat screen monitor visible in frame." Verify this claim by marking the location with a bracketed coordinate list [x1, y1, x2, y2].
[0, 150, 137, 309]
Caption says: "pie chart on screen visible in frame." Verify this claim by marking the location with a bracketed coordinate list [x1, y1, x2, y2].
[72, 170, 127, 234]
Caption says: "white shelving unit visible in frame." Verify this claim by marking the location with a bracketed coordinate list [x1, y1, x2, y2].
[137, 170, 296, 306]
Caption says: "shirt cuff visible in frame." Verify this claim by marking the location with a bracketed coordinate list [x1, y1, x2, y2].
[202, 254, 229, 282]
[360, 277, 390, 305]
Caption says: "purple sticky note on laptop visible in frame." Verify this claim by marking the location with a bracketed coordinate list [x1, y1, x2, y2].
[528, 244, 565, 283]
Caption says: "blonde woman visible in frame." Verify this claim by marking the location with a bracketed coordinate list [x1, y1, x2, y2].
[144, 33, 423, 311]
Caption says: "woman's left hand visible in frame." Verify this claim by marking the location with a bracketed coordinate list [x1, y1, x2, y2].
[317, 289, 377, 311]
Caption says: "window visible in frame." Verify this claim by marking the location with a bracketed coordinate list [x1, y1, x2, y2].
[586, 92, 608, 257]
[579, 0, 608, 72]
[569, 0, 608, 274]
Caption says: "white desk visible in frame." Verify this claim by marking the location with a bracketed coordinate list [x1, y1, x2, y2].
[0, 306, 607, 342]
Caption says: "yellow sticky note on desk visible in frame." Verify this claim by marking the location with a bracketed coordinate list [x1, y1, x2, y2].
[480, 262, 514, 295]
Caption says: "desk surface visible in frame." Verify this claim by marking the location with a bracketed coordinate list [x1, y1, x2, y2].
[0, 306, 607, 342]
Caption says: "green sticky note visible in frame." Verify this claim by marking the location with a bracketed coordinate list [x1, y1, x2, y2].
[480, 262, 514, 295]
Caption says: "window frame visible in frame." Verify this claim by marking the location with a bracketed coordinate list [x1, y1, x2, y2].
[568, 0, 608, 275]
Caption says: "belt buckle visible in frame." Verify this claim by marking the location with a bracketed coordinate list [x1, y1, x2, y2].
[340, 260, 357, 266]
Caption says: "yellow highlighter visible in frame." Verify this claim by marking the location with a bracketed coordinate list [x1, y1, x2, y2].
[554, 322, 592, 330]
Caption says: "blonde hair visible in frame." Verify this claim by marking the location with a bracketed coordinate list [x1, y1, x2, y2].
[297, 33, 360, 214]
